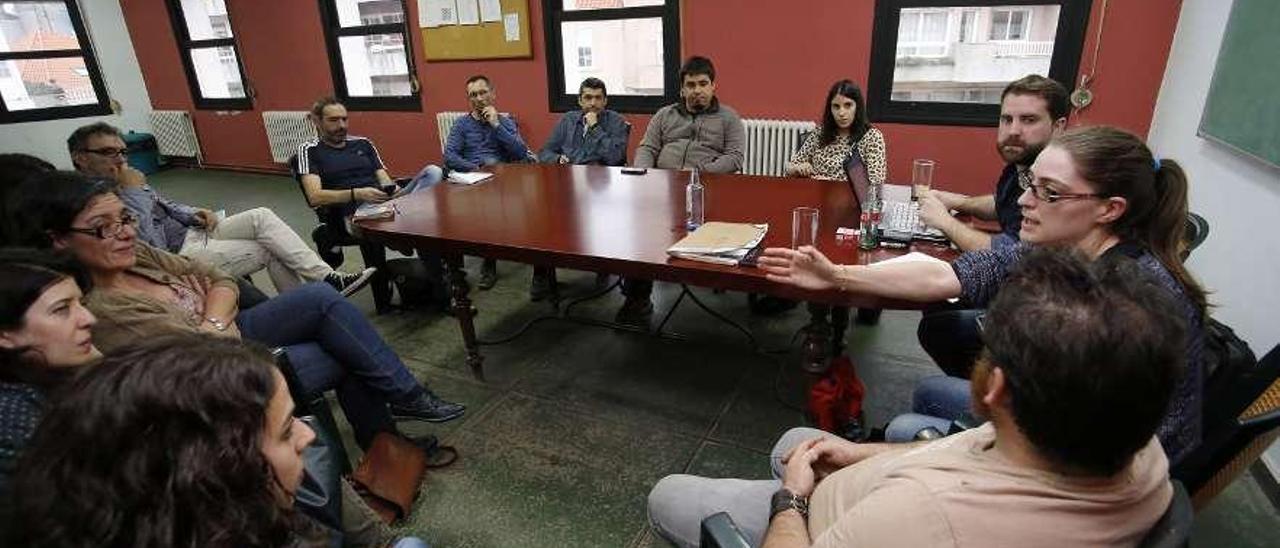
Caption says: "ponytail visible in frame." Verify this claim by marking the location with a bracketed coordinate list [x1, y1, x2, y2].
[1147, 159, 1208, 313]
[1052, 127, 1208, 315]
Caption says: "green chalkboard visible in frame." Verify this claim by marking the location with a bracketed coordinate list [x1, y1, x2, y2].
[1198, 0, 1280, 168]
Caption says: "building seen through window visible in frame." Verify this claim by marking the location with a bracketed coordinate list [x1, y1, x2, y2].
[892, 5, 1060, 104]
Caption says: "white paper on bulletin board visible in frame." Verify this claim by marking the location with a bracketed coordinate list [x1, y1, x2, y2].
[503, 12, 520, 41]
[478, 0, 501, 22]
[456, 0, 480, 25]
[419, 0, 458, 27]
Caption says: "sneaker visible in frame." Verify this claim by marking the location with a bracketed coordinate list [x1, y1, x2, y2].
[614, 296, 654, 328]
[478, 260, 498, 290]
[325, 267, 377, 297]
[389, 392, 466, 423]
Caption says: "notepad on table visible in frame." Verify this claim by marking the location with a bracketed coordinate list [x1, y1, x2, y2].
[447, 171, 494, 185]
[667, 222, 769, 266]
[352, 202, 395, 221]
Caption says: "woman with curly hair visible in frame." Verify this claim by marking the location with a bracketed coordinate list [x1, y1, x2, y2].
[9, 335, 429, 547]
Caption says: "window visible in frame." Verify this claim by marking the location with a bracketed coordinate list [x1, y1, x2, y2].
[0, 0, 110, 124]
[990, 8, 1032, 41]
[867, 0, 1091, 126]
[543, 0, 680, 113]
[166, 0, 251, 110]
[318, 0, 419, 111]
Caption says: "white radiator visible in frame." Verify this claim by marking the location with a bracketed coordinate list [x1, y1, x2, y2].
[742, 119, 816, 176]
[263, 111, 317, 164]
[436, 111, 466, 153]
[148, 110, 201, 161]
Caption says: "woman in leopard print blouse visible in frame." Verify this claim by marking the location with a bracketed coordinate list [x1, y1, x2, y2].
[787, 79, 887, 183]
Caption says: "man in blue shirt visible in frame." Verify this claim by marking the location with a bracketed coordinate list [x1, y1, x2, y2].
[528, 78, 630, 299]
[299, 97, 445, 312]
[68, 122, 374, 298]
[443, 75, 532, 289]
[538, 77, 628, 166]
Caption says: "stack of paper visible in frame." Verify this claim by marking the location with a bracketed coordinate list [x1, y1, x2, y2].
[447, 171, 494, 185]
[667, 222, 769, 266]
[352, 202, 394, 222]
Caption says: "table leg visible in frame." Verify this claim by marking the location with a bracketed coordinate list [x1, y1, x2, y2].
[803, 302, 832, 374]
[831, 306, 851, 357]
[446, 254, 485, 380]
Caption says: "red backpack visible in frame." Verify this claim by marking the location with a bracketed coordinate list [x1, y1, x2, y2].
[807, 355, 866, 435]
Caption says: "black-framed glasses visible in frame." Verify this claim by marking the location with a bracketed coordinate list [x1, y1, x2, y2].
[66, 212, 137, 240]
[1019, 177, 1104, 203]
[83, 147, 127, 158]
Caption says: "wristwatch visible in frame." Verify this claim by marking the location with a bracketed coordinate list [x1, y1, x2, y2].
[770, 488, 809, 519]
[205, 317, 228, 332]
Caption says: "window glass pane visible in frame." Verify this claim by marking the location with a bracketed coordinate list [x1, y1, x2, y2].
[562, 0, 664, 11]
[0, 2, 80, 52]
[892, 5, 1059, 105]
[189, 46, 246, 99]
[560, 18, 663, 96]
[179, 0, 233, 40]
[338, 34, 411, 97]
[0, 55, 99, 110]
[333, 0, 405, 28]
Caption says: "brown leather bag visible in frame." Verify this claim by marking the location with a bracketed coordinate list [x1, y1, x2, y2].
[350, 432, 427, 524]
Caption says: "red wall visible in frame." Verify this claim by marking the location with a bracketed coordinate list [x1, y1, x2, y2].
[119, 0, 1181, 196]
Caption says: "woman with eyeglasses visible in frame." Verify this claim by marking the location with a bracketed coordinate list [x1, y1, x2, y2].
[759, 126, 1207, 464]
[1, 171, 465, 455]
[9, 335, 430, 548]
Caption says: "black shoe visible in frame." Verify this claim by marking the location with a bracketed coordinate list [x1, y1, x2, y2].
[325, 267, 377, 297]
[614, 296, 654, 328]
[530, 270, 553, 301]
[390, 392, 466, 423]
[478, 261, 498, 290]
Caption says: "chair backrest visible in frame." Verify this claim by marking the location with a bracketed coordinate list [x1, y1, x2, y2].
[1136, 481, 1194, 548]
[1182, 212, 1210, 261]
[1172, 343, 1280, 508]
[700, 512, 751, 548]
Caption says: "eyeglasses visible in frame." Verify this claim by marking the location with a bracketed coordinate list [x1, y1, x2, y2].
[83, 147, 127, 158]
[1019, 177, 1103, 203]
[66, 212, 138, 240]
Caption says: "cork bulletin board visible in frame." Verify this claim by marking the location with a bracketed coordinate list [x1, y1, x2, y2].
[420, 0, 532, 61]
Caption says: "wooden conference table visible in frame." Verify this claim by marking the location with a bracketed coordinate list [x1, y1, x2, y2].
[358, 164, 957, 380]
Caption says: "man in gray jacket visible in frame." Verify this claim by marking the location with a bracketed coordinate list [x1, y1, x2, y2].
[633, 56, 744, 173]
[620, 56, 745, 326]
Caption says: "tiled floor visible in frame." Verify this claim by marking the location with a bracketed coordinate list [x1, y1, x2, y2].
[150, 167, 1279, 547]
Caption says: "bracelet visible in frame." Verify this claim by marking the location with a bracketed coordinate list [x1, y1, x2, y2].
[205, 317, 228, 332]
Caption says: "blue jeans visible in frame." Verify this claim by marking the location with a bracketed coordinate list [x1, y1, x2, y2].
[393, 537, 431, 548]
[236, 283, 426, 448]
[884, 376, 973, 442]
[917, 308, 985, 378]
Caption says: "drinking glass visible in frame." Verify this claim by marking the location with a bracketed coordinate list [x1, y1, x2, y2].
[912, 159, 936, 201]
[792, 207, 820, 249]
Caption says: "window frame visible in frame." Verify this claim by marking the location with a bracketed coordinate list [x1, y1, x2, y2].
[542, 0, 681, 114]
[165, 0, 253, 110]
[0, 0, 112, 124]
[317, 0, 420, 112]
[867, 0, 1092, 127]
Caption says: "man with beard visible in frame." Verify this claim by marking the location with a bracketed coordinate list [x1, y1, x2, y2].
[620, 56, 745, 326]
[917, 75, 1069, 252]
[298, 97, 444, 310]
[647, 250, 1182, 548]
